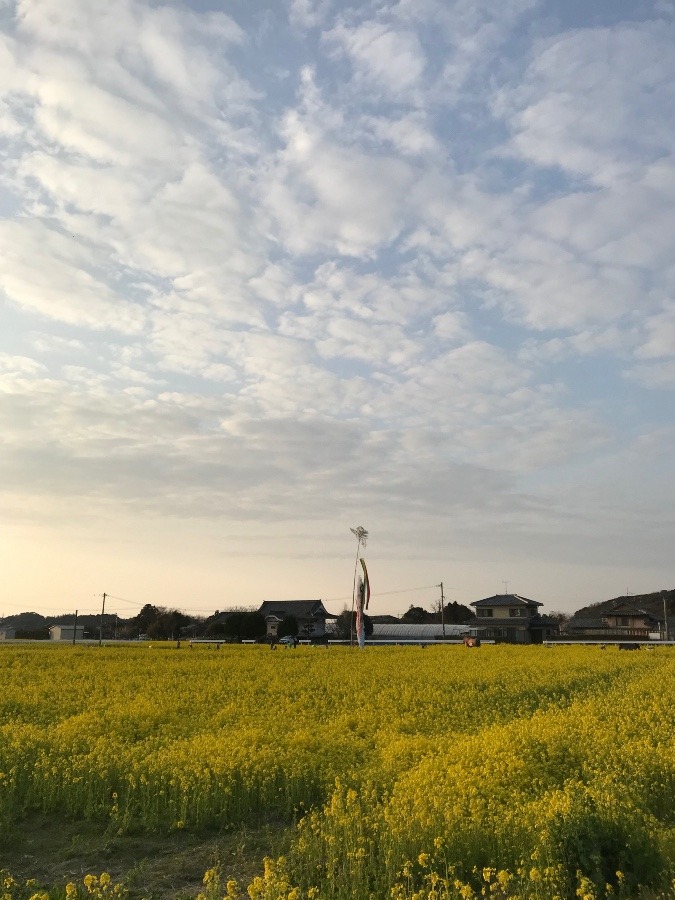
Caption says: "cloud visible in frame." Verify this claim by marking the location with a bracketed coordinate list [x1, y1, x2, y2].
[360, 112, 439, 157]
[0, 352, 46, 375]
[0, 0, 673, 613]
[626, 360, 675, 389]
[265, 98, 418, 256]
[0, 219, 146, 332]
[496, 22, 675, 185]
[634, 303, 675, 360]
[0, 366, 515, 523]
[289, 0, 332, 30]
[324, 20, 426, 96]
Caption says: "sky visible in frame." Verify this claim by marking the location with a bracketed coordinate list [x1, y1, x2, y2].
[1, 0, 674, 621]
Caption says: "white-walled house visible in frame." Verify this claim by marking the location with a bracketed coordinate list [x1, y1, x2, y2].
[469, 595, 558, 644]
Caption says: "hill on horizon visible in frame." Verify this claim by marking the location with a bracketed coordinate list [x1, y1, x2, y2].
[570, 588, 675, 622]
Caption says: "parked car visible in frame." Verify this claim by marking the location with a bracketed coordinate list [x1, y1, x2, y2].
[278, 635, 298, 646]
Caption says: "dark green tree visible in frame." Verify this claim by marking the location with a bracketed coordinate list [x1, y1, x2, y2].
[401, 605, 430, 623]
[445, 601, 474, 624]
[277, 615, 299, 638]
[222, 611, 267, 642]
[147, 610, 191, 640]
[134, 604, 161, 632]
[240, 612, 266, 640]
[333, 610, 373, 640]
[206, 619, 227, 637]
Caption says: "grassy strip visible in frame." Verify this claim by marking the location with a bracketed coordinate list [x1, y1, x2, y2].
[2, 814, 287, 899]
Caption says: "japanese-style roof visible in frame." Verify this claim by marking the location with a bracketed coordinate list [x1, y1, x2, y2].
[565, 617, 606, 630]
[471, 594, 542, 608]
[608, 603, 659, 621]
[258, 600, 333, 619]
[566, 606, 660, 631]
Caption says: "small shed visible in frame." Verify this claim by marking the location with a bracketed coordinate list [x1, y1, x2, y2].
[49, 625, 85, 641]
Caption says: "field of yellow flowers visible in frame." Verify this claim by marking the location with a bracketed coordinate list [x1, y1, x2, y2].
[1, 642, 674, 899]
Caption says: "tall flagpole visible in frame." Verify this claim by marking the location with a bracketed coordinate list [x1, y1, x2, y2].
[357, 558, 370, 649]
[350, 526, 368, 647]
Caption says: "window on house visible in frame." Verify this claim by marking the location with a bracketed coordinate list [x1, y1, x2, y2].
[477, 609, 493, 618]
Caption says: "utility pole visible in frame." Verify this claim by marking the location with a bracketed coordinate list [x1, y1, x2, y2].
[439, 582, 446, 639]
[664, 595, 669, 642]
[73, 609, 78, 645]
[99, 592, 106, 647]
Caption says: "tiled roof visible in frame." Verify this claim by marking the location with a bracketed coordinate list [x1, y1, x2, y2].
[608, 603, 659, 620]
[258, 600, 332, 619]
[566, 617, 606, 630]
[471, 594, 542, 608]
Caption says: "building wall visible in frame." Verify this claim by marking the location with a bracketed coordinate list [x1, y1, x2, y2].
[49, 626, 84, 641]
[477, 607, 533, 620]
[605, 615, 652, 630]
[266, 618, 327, 637]
[474, 625, 529, 643]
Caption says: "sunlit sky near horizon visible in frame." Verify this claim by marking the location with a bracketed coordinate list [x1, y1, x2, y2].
[1, 0, 674, 621]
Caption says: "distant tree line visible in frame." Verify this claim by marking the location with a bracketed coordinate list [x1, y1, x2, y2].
[206, 611, 266, 641]
[4, 589, 673, 642]
[401, 600, 473, 624]
[3, 605, 273, 643]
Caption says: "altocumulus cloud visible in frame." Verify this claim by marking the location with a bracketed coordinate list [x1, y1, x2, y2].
[0, 0, 673, 610]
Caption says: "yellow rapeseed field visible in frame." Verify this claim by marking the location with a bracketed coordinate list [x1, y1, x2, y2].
[1, 642, 674, 899]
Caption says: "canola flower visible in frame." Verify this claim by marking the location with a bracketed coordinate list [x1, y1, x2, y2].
[1, 643, 675, 898]
[0, 871, 127, 900]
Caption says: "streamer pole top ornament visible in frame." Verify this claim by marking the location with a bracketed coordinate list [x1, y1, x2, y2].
[350, 526, 368, 548]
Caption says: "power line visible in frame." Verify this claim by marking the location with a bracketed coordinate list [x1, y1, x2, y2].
[324, 584, 441, 603]
[4, 583, 457, 620]
[104, 594, 147, 608]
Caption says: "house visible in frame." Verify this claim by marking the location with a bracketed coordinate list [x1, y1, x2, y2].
[258, 600, 335, 638]
[468, 594, 559, 644]
[49, 625, 85, 641]
[0, 626, 15, 640]
[566, 602, 661, 640]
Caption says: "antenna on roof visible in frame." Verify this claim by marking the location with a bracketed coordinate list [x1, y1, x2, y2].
[502, 581, 509, 595]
